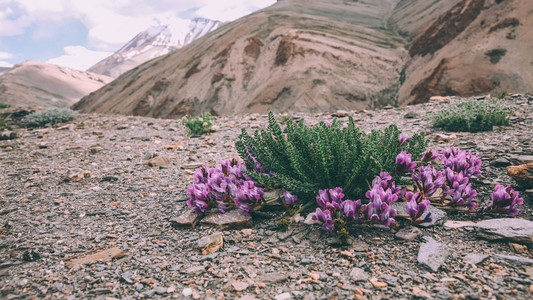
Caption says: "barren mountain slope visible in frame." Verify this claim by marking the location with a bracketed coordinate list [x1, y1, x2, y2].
[74, 0, 408, 117]
[0, 61, 113, 108]
[88, 18, 222, 78]
[396, 0, 533, 104]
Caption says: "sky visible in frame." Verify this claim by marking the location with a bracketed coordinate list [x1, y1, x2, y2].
[0, 0, 276, 70]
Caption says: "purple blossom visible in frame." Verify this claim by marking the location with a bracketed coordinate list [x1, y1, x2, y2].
[325, 120, 332, 126]
[312, 208, 335, 233]
[342, 199, 362, 221]
[329, 187, 344, 203]
[278, 191, 298, 206]
[404, 191, 432, 224]
[440, 147, 481, 178]
[395, 151, 417, 174]
[398, 135, 407, 147]
[362, 199, 396, 227]
[487, 185, 524, 216]
[316, 188, 342, 211]
[412, 165, 445, 198]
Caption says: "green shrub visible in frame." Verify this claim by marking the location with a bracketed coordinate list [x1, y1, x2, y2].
[432, 98, 512, 132]
[0, 103, 11, 109]
[182, 113, 213, 136]
[24, 108, 79, 127]
[236, 112, 427, 202]
[485, 48, 506, 64]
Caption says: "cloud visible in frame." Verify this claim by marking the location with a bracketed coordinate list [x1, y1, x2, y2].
[0, 51, 13, 59]
[46, 45, 112, 70]
[0, 61, 13, 68]
[196, 0, 275, 21]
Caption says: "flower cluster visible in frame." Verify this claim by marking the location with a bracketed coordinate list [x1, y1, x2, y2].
[405, 192, 432, 225]
[441, 147, 481, 178]
[395, 151, 417, 174]
[486, 185, 524, 216]
[361, 174, 398, 227]
[187, 159, 265, 215]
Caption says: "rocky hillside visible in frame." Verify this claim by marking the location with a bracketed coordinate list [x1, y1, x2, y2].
[88, 18, 222, 78]
[0, 61, 113, 108]
[75, 0, 533, 118]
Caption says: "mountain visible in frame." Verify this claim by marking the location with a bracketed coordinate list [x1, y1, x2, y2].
[75, 0, 533, 118]
[0, 61, 113, 108]
[88, 18, 223, 78]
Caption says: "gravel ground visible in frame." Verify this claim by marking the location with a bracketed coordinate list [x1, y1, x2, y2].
[1, 95, 532, 299]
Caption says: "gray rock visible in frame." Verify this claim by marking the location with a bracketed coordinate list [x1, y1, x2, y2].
[201, 209, 252, 229]
[417, 237, 449, 272]
[494, 254, 533, 265]
[463, 253, 488, 265]
[350, 267, 369, 282]
[274, 292, 292, 300]
[474, 218, 533, 246]
[182, 266, 205, 275]
[146, 156, 170, 167]
[395, 226, 422, 241]
[196, 232, 223, 254]
[170, 209, 202, 228]
[492, 158, 511, 167]
[392, 202, 447, 227]
[259, 272, 289, 284]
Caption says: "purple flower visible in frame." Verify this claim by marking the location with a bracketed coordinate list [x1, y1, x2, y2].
[440, 147, 481, 178]
[397, 135, 407, 147]
[325, 120, 332, 126]
[329, 187, 344, 203]
[342, 199, 362, 221]
[405, 192, 431, 223]
[362, 191, 397, 227]
[395, 151, 417, 174]
[442, 167, 477, 209]
[316, 188, 343, 211]
[312, 208, 335, 233]
[412, 165, 445, 197]
[487, 185, 524, 216]
[278, 191, 297, 206]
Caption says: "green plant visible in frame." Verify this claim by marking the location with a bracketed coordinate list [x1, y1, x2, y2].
[0, 116, 7, 128]
[0, 103, 11, 109]
[182, 112, 213, 136]
[236, 112, 427, 203]
[432, 98, 512, 132]
[24, 108, 79, 127]
[485, 48, 507, 64]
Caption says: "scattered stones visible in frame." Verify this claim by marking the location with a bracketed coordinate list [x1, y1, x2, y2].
[417, 237, 449, 272]
[494, 254, 533, 266]
[201, 209, 252, 229]
[350, 267, 369, 282]
[65, 168, 90, 182]
[506, 163, 533, 189]
[444, 220, 476, 229]
[463, 253, 488, 265]
[474, 218, 533, 247]
[395, 226, 422, 241]
[196, 232, 223, 255]
[67, 247, 127, 268]
[171, 209, 202, 228]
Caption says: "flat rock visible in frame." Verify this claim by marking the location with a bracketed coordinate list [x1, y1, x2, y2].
[506, 163, 533, 189]
[146, 156, 170, 167]
[331, 110, 350, 117]
[231, 281, 249, 292]
[181, 163, 204, 169]
[68, 247, 127, 267]
[201, 209, 252, 229]
[463, 253, 488, 265]
[444, 220, 476, 229]
[392, 202, 447, 227]
[474, 218, 533, 247]
[395, 226, 422, 241]
[494, 254, 533, 265]
[196, 232, 223, 255]
[417, 237, 449, 272]
[170, 209, 202, 228]
[259, 272, 289, 284]
[350, 267, 369, 281]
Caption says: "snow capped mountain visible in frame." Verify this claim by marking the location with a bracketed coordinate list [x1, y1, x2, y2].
[88, 18, 222, 78]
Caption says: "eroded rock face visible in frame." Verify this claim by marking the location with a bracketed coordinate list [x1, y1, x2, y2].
[507, 163, 533, 189]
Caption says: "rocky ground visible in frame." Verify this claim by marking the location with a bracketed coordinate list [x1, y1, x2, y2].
[0, 95, 532, 300]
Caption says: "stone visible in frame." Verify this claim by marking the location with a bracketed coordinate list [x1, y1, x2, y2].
[351, 240, 369, 252]
[350, 267, 369, 282]
[259, 273, 289, 284]
[412, 286, 431, 298]
[65, 168, 90, 182]
[510, 155, 533, 164]
[171, 210, 202, 228]
[506, 163, 533, 189]
[444, 220, 476, 229]
[196, 233, 223, 255]
[331, 110, 350, 117]
[231, 281, 249, 292]
[434, 133, 456, 142]
[395, 226, 422, 241]
[68, 247, 127, 267]
[146, 156, 170, 167]
[509, 243, 529, 255]
[492, 158, 511, 167]
[182, 288, 193, 297]
[309, 273, 320, 280]
[417, 237, 449, 272]
[181, 163, 204, 169]
[201, 209, 252, 229]
[474, 218, 533, 247]
[392, 202, 446, 227]
[430, 96, 450, 101]
[304, 213, 320, 225]
[371, 281, 388, 288]
[494, 254, 533, 266]
[463, 253, 488, 265]
[183, 266, 205, 275]
[274, 292, 292, 300]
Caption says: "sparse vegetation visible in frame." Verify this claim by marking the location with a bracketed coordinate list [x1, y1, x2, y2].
[182, 112, 214, 136]
[432, 98, 512, 132]
[24, 108, 79, 127]
[0, 103, 11, 109]
[485, 48, 507, 64]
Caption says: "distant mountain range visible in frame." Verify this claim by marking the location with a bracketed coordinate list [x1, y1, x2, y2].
[75, 0, 533, 118]
[88, 18, 223, 78]
[0, 61, 112, 108]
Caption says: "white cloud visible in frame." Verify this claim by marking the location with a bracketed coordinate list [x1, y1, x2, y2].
[196, 0, 276, 21]
[46, 46, 112, 70]
[0, 51, 13, 59]
[0, 61, 13, 68]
